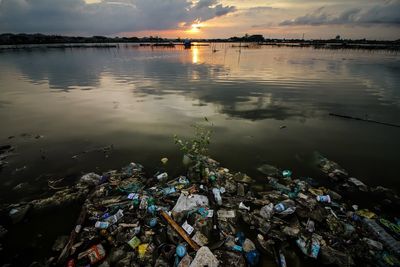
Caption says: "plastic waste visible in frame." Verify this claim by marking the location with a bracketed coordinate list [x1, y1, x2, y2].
[217, 210, 235, 218]
[363, 238, 383, 250]
[172, 193, 209, 213]
[379, 218, 400, 238]
[149, 217, 158, 228]
[348, 177, 368, 191]
[66, 259, 75, 267]
[182, 221, 194, 235]
[379, 251, 400, 266]
[121, 162, 143, 176]
[161, 157, 168, 164]
[268, 178, 291, 194]
[157, 172, 168, 180]
[282, 170, 292, 178]
[127, 236, 141, 249]
[189, 246, 219, 267]
[192, 231, 208, 247]
[306, 219, 315, 233]
[95, 221, 110, 229]
[80, 173, 102, 186]
[283, 226, 300, 237]
[231, 245, 243, 252]
[212, 188, 222, 205]
[138, 244, 149, 259]
[178, 176, 190, 185]
[147, 205, 157, 214]
[245, 250, 260, 266]
[296, 236, 320, 259]
[78, 244, 106, 264]
[235, 232, 246, 245]
[357, 209, 376, 219]
[260, 203, 274, 220]
[279, 249, 287, 267]
[162, 186, 177, 195]
[243, 238, 256, 252]
[363, 218, 400, 255]
[239, 202, 250, 211]
[176, 244, 187, 257]
[274, 200, 296, 215]
[105, 209, 123, 225]
[316, 195, 331, 203]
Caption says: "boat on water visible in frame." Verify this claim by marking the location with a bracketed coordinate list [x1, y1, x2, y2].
[183, 39, 191, 48]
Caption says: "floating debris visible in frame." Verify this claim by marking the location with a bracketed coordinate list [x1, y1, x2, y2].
[0, 153, 399, 266]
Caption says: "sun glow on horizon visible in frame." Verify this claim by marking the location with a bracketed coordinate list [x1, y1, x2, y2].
[187, 20, 204, 34]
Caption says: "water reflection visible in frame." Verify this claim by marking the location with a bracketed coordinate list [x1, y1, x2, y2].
[0, 45, 400, 192]
[192, 46, 199, 64]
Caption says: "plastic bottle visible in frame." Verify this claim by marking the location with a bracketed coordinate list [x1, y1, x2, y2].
[316, 195, 331, 203]
[279, 250, 287, 267]
[274, 203, 286, 213]
[235, 232, 246, 245]
[162, 186, 176, 195]
[95, 221, 110, 229]
[363, 218, 400, 255]
[101, 212, 110, 219]
[157, 172, 168, 180]
[212, 188, 222, 205]
[282, 170, 292, 178]
[147, 205, 157, 214]
[176, 244, 187, 257]
[148, 217, 158, 228]
[239, 202, 250, 211]
[232, 245, 243, 252]
[105, 209, 124, 225]
[245, 250, 260, 266]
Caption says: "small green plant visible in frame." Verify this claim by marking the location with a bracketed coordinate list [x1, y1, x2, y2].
[174, 117, 213, 161]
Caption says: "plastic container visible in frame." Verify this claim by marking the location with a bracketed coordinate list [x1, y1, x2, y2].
[127, 236, 141, 249]
[149, 217, 158, 228]
[95, 221, 110, 229]
[232, 245, 243, 252]
[138, 244, 149, 259]
[162, 186, 176, 195]
[282, 170, 292, 178]
[245, 250, 260, 266]
[105, 209, 124, 225]
[212, 188, 222, 205]
[176, 244, 187, 257]
[147, 205, 157, 214]
[316, 195, 331, 203]
[274, 203, 286, 213]
[157, 172, 168, 180]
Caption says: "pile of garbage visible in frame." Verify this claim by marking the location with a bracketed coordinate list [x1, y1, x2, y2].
[1, 154, 400, 267]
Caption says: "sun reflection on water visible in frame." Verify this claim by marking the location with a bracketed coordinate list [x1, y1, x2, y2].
[192, 46, 199, 64]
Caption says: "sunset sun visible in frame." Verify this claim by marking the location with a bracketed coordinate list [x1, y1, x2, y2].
[188, 21, 203, 34]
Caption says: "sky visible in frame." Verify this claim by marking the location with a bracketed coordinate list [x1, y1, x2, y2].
[0, 0, 399, 40]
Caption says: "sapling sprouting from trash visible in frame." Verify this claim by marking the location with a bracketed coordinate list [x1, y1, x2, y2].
[174, 118, 213, 181]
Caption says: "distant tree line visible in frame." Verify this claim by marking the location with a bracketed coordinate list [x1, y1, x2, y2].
[0, 33, 398, 45]
[0, 33, 166, 45]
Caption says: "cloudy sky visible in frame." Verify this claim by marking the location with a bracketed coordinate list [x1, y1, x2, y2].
[0, 0, 399, 39]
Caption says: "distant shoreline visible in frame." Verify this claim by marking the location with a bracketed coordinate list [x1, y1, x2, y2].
[0, 33, 399, 51]
[1, 42, 399, 51]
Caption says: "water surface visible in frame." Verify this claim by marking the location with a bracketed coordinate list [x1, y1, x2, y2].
[0, 44, 399, 265]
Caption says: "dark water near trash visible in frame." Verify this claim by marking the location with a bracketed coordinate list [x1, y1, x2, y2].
[1, 44, 400, 265]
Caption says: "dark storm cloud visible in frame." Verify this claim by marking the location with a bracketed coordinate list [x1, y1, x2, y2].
[0, 0, 236, 35]
[280, 0, 400, 26]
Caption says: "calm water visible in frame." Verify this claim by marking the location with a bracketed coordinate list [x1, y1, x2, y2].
[1, 44, 400, 265]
